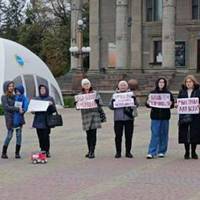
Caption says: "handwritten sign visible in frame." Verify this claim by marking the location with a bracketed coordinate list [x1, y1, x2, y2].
[149, 93, 171, 108]
[27, 99, 50, 112]
[177, 98, 199, 114]
[113, 92, 135, 108]
[75, 93, 97, 109]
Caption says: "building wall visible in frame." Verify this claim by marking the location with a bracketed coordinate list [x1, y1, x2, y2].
[90, 0, 200, 71]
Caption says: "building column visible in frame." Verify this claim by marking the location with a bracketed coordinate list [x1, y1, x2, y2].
[162, 0, 176, 69]
[70, 0, 83, 70]
[130, 0, 142, 70]
[89, 0, 100, 71]
[116, 0, 128, 69]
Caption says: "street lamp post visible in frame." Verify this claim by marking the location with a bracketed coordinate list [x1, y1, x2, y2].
[69, 18, 91, 93]
[69, 19, 91, 72]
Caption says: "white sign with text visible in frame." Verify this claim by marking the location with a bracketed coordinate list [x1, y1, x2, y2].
[113, 92, 135, 108]
[75, 93, 97, 109]
[177, 98, 199, 114]
[149, 93, 171, 108]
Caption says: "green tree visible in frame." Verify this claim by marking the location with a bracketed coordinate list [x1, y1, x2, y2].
[0, 0, 26, 41]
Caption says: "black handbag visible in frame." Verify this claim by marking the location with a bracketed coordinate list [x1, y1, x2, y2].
[124, 107, 134, 119]
[46, 111, 63, 128]
[179, 114, 193, 125]
[98, 106, 106, 123]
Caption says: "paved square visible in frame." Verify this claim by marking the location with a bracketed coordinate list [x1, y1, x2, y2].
[0, 107, 199, 200]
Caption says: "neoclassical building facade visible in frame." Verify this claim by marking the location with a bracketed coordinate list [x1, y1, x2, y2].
[88, 0, 200, 73]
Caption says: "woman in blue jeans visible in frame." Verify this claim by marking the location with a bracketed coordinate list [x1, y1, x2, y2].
[1, 82, 27, 159]
[146, 78, 174, 159]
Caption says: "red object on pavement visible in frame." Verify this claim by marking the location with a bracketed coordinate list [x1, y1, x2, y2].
[31, 151, 47, 164]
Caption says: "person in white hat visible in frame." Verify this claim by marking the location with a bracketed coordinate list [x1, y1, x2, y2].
[109, 80, 137, 159]
[76, 78, 104, 159]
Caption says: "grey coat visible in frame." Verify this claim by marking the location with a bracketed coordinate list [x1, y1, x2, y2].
[80, 91, 103, 131]
[109, 91, 138, 121]
[1, 81, 19, 129]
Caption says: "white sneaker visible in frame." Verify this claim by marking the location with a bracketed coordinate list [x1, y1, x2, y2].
[146, 154, 153, 159]
[158, 153, 165, 158]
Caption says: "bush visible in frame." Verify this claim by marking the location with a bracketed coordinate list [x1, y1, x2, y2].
[0, 104, 4, 115]
[63, 96, 75, 108]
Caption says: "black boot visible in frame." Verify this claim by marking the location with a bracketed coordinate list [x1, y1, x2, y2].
[184, 144, 190, 159]
[88, 145, 95, 159]
[126, 152, 133, 158]
[1, 145, 8, 159]
[191, 144, 198, 159]
[15, 145, 21, 159]
[85, 135, 90, 158]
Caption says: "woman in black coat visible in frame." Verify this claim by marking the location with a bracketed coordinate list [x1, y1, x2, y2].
[177, 75, 200, 159]
[32, 85, 56, 157]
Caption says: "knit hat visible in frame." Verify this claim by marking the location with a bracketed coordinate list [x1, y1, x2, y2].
[81, 78, 91, 87]
[118, 80, 128, 89]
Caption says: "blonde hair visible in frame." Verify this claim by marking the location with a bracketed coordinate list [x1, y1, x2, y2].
[183, 75, 199, 87]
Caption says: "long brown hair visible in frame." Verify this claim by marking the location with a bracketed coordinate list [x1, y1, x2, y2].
[183, 75, 199, 89]
[6, 82, 14, 97]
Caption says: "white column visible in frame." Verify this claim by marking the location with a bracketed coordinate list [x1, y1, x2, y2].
[116, 0, 128, 69]
[162, 0, 176, 69]
[131, 0, 142, 69]
[89, 0, 100, 70]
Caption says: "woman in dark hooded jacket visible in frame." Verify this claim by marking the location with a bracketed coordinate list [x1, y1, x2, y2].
[1, 81, 24, 159]
[32, 85, 56, 157]
[146, 78, 174, 159]
[177, 75, 200, 159]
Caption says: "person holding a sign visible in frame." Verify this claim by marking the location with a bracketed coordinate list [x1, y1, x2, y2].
[1, 81, 24, 159]
[146, 78, 174, 159]
[32, 85, 56, 158]
[177, 75, 200, 159]
[109, 80, 138, 158]
[75, 78, 103, 159]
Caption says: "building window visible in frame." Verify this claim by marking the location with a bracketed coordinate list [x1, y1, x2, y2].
[24, 75, 36, 98]
[192, 0, 199, 19]
[153, 40, 162, 63]
[175, 42, 185, 66]
[146, 0, 163, 21]
[51, 84, 62, 105]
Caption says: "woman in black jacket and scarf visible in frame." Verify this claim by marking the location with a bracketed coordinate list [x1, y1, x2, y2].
[146, 78, 174, 159]
[32, 85, 56, 157]
[177, 75, 200, 159]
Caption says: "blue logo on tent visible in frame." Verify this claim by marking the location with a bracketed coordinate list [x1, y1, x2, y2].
[15, 55, 24, 66]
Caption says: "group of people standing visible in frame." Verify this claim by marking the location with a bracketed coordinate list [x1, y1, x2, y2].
[1, 81, 56, 159]
[78, 75, 200, 160]
[1, 74, 200, 161]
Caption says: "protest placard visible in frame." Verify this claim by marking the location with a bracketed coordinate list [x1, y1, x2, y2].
[113, 92, 135, 108]
[149, 93, 171, 108]
[177, 98, 199, 114]
[27, 99, 50, 112]
[75, 93, 97, 109]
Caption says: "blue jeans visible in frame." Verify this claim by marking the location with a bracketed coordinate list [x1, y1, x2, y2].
[148, 120, 169, 156]
[4, 128, 22, 146]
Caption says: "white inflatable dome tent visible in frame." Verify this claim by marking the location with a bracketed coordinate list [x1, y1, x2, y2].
[0, 38, 64, 106]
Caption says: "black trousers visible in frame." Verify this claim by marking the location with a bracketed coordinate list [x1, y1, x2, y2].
[86, 129, 97, 153]
[114, 120, 134, 154]
[36, 128, 51, 153]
